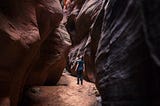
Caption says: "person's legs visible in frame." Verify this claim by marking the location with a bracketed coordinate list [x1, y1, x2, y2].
[77, 73, 80, 84]
[80, 73, 83, 85]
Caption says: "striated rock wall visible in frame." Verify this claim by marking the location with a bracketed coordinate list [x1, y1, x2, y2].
[95, 0, 150, 105]
[0, 0, 71, 105]
[65, 0, 103, 82]
[95, 0, 160, 105]
[66, 0, 160, 105]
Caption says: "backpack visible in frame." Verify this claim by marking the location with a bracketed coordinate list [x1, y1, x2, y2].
[77, 60, 84, 72]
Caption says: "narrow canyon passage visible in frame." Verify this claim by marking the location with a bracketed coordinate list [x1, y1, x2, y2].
[0, 0, 160, 106]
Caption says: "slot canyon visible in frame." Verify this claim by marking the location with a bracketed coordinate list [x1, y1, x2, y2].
[0, 0, 160, 106]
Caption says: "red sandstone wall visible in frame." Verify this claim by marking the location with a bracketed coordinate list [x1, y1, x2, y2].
[0, 0, 71, 105]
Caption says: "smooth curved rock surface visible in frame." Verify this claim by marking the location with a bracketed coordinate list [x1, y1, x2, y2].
[65, 0, 102, 82]
[0, 0, 71, 105]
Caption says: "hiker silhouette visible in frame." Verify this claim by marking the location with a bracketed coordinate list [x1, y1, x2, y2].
[75, 56, 85, 85]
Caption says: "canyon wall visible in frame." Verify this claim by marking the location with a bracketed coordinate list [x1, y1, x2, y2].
[65, 0, 102, 82]
[0, 0, 71, 105]
[0, 0, 160, 105]
[66, 0, 160, 105]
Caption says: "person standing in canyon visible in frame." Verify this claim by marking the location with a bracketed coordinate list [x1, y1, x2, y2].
[75, 55, 85, 85]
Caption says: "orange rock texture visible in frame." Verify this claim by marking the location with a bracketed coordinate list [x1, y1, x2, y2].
[0, 0, 71, 105]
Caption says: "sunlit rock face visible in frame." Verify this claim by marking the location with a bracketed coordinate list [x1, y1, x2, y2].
[66, 0, 160, 105]
[65, 0, 102, 82]
[0, 0, 71, 105]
